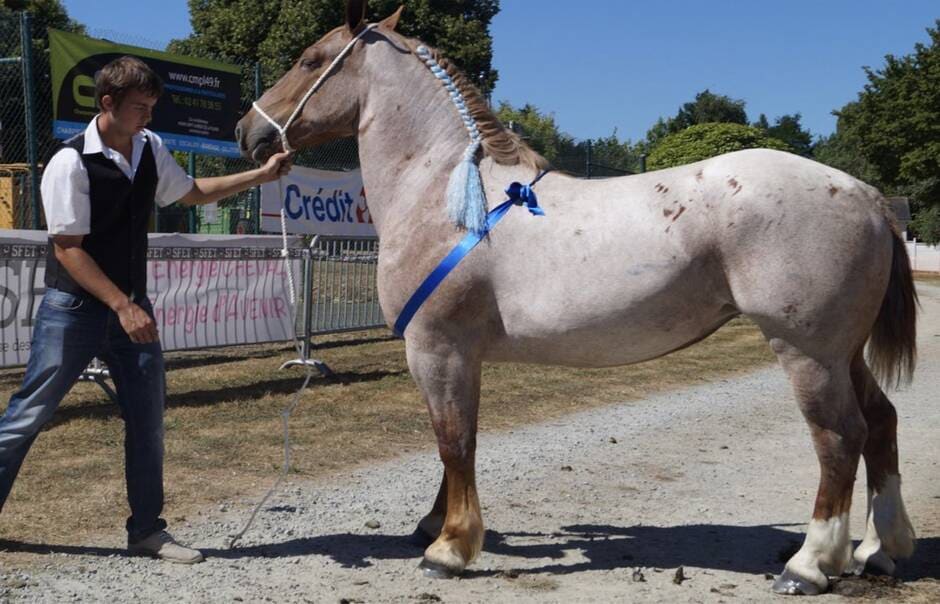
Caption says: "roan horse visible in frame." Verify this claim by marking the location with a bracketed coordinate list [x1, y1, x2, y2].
[236, 1, 918, 595]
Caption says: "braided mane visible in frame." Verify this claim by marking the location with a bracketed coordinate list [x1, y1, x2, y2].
[400, 38, 550, 172]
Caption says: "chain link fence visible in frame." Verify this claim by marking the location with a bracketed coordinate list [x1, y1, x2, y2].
[1, 11, 359, 235]
[550, 141, 645, 179]
[0, 12, 33, 229]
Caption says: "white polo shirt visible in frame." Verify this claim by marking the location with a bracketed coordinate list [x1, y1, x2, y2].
[41, 116, 196, 235]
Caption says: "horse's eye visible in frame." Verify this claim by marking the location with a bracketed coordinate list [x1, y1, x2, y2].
[300, 58, 322, 71]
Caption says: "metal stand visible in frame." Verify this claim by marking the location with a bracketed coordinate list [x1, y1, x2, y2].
[78, 358, 119, 403]
[279, 242, 333, 377]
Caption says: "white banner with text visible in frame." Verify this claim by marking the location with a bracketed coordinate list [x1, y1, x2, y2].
[260, 166, 375, 236]
[0, 230, 303, 368]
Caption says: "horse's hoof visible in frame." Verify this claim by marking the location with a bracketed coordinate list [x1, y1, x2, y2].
[419, 558, 460, 579]
[409, 527, 435, 549]
[856, 550, 896, 577]
[771, 569, 825, 596]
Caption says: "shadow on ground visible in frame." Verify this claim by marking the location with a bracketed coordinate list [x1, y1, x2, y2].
[5, 523, 934, 584]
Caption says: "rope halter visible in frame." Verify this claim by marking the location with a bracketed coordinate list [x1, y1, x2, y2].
[252, 24, 378, 153]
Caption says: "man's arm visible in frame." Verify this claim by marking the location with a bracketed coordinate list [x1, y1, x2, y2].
[177, 150, 293, 207]
[51, 235, 158, 344]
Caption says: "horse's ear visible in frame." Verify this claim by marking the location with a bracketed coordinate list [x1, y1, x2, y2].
[346, 0, 367, 33]
[379, 5, 405, 31]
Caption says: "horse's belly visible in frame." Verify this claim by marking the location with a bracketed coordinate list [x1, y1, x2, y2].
[485, 280, 737, 367]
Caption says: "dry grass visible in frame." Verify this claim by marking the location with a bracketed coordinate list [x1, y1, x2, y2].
[914, 271, 940, 285]
[1, 318, 777, 545]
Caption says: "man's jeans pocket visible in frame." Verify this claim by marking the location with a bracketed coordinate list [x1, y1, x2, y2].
[43, 289, 85, 311]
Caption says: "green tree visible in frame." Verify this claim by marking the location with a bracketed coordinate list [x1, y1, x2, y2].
[761, 113, 813, 157]
[812, 129, 881, 187]
[494, 101, 573, 163]
[752, 113, 770, 131]
[646, 122, 790, 171]
[1, 0, 85, 166]
[669, 89, 747, 133]
[833, 20, 940, 241]
[640, 89, 749, 152]
[171, 0, 499, 92]
[578, 130, 643, 175]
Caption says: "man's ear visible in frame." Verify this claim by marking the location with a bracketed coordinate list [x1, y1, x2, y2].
[346, 0, 367, 34]
[379, 5, 405, 31]
[99, 94, 115, 113]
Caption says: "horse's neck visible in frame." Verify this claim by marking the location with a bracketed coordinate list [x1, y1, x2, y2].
[356, 60, 469, 236]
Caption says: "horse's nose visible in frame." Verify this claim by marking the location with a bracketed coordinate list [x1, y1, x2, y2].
[234, 124, 243, 146]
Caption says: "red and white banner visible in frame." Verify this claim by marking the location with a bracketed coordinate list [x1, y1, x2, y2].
[0, 230, 302, 367]
[260, 166, 376, 237]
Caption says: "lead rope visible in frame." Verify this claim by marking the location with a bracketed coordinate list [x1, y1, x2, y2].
[228, 27, 378, 550]
[227, 182, 314, 549]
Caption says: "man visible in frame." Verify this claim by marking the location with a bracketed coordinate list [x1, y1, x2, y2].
[0, 56, 291, 563]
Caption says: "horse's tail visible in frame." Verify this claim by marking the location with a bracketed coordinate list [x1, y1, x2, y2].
[868, 231, 918, 387]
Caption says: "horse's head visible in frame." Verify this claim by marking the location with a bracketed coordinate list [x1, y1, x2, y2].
[236, 0, 403, 161]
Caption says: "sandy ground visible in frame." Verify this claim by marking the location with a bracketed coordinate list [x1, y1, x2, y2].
[1, 285, 939, 603]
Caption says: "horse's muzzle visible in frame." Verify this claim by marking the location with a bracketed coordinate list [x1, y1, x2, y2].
[235, 115, 280, 162]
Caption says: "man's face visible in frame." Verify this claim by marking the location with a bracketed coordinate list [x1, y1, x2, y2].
[101, 89, 159, 135]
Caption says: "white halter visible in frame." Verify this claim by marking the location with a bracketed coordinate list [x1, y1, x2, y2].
[252, 23, 378, 152]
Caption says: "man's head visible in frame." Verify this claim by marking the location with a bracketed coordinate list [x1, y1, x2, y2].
[95, 56, 163, 109]
[95, 56, 163, 135]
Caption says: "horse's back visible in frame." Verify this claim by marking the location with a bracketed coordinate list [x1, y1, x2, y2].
[480, 150, 895, 365]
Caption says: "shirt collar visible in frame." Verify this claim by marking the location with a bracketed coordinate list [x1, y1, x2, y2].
[82, 114, 148, 155]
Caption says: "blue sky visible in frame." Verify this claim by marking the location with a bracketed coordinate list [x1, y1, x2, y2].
[62, 0, 938, 142]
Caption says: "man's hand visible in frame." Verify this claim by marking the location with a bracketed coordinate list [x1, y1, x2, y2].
[257, 150, 294, 183]
[180, 150, 294, 206]
[115, 300, 160, 344]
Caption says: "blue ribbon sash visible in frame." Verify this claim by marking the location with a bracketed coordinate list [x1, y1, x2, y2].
[393, 172, 548, 337]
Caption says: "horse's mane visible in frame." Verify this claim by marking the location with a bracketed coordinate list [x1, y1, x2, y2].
[400, 38, 550, 172]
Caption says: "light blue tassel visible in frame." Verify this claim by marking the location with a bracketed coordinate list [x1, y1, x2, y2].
[416, 44, 488, 233]
[447, 148, 487, 234]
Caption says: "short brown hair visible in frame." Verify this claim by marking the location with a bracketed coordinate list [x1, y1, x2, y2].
[94, 56, 164, 108]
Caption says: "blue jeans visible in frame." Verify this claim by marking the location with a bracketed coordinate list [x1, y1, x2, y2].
[0, 288, 167, 542]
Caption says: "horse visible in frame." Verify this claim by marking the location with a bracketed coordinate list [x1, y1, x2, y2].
[235, 1, 918, 595]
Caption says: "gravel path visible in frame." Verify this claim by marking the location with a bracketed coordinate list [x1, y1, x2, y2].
[2, 285, 940, 603]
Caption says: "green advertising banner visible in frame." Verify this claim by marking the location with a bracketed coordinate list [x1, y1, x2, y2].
[49, 29, 242, 157]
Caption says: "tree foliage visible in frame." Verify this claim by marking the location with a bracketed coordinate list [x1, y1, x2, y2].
[646, 123, 790, 171]
[641, 89, 748, 152]
[763, 113, 813, 157]
[814, 19, 940, 242]
[494, 101, 573, 162]
[830, 19, 940, 242]
[670, 89, 747, 132]
[1, 0, 85, 165]
[171, 0, 500, 92]
[812, 130, 880, 187]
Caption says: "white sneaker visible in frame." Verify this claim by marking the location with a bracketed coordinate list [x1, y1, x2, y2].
[128, 530, 204, 564]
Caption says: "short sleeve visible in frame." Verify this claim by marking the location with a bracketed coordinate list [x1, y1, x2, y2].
[149, 131, 195, 206]
[40, 147, 91, 235]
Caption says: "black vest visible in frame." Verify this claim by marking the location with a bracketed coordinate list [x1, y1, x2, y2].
[45, 133, 158, 298]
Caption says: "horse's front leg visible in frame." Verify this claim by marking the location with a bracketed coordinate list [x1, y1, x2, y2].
[406, 337, 484, 578]
[411, 473, 447, 547]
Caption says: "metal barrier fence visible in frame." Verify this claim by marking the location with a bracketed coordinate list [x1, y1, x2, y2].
[0, 232, 386, 374]
[283, 236, 384, 374]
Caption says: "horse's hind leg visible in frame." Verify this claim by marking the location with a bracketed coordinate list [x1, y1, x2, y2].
[405, 338, 484, 577]
[767, 338, 866, 595]
[850, 353, 916, 574]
